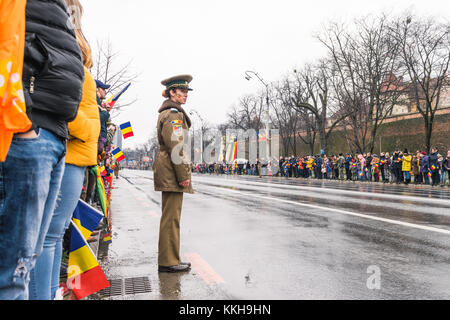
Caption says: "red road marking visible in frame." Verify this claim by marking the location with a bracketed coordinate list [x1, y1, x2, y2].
[184, 253, 225, 285]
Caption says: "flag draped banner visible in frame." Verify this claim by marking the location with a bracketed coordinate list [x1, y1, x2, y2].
[217, 136, 225, 162]
[120, 121, 134, 139]
[72, 200, 104, 240]
[67, 221, 110, 300]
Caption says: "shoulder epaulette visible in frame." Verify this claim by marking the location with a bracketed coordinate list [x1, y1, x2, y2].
[170, 108, 179, 113]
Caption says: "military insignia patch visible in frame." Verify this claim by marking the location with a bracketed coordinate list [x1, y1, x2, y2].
[171, 120, 183, 125]
[172, 124, 183, 136]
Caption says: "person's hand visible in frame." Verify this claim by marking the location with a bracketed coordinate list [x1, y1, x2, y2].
[179, 180, 190, 188]
[14, 130, 38, 139]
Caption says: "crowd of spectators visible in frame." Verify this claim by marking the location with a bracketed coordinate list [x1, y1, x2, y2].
[191, 148, 450, 187]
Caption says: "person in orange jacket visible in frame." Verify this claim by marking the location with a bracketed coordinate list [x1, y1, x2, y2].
[0, 0, 32, 162]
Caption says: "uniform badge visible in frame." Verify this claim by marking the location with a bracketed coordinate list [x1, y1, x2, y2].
[172, 124, 183, 137]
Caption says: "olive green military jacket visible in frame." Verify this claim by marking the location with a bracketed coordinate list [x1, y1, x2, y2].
[153, 99, 194, 194]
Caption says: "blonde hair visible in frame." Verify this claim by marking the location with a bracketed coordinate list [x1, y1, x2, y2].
[65, 0, 93, 68]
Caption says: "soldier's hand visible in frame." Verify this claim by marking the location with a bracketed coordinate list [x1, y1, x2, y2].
[179, 180, 190, 188]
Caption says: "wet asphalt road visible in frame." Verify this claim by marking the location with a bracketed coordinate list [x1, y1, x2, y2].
[100, 169, 450, 300]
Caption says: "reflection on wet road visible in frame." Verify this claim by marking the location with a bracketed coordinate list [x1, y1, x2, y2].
[104, 169, 450, 300]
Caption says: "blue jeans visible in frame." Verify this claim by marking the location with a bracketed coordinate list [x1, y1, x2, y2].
[440, 171, 447, 185]
[366, 167, 372, 181]
[0, 129, 66, 300]
[29, 164, 86, 300]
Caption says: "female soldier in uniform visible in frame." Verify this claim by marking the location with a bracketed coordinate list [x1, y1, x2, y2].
[153, 75, 194, 272]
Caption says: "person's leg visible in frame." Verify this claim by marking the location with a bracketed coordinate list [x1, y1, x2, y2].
[84, 168, 96, 203]
[29, 164, 86, 300]
[80, 168, 89, 201]
[0, 129, 65, 300]
[158, 192, 183, 267]
[440, 172, 446, 186]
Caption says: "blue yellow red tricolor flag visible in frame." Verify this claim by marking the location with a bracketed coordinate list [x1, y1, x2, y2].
[67, 221, 110, 300]
[120, 121, 134, 139]
[104, 83, 131, 109]
[103, 232, 112, 244]
[111, 147, 125, 162]
[72, 200, 104, 241]
[258, 131, 267, 142]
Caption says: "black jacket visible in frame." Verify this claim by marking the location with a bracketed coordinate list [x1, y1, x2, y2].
[22, 0, 84, 139]
[97, 96, 110, 140]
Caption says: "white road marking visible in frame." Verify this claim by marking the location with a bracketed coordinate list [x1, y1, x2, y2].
[202, 184, 450, 236]
[193, 176, 450, 206]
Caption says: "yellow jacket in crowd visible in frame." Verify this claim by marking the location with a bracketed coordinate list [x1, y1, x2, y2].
[66, 67, 100, 166]
[306, 158, 314, 169]
[402, 154, 412, 172]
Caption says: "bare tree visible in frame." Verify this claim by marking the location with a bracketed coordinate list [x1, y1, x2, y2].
[226, 94, 265, 131]
[92, 38, 139, 118]
[318, 14, 405, 153]
[391, 14, 450, 152]
[272, 79, 315, 155]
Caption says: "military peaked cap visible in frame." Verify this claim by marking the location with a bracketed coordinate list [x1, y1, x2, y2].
[161, 74, 193, 91]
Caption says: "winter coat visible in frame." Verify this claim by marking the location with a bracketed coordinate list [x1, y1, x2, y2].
[371, 157, 380, 174]
[97, 98, 110, 140]
[421, 156, 429, 173]
[153, 99, 193, 194]
[429, 152, 438, 172]
[359, 156, 366, 171]
[412, 156, 420, 175]
[383, 157, 391, 170]
[402, 155, 412, 172]
[22, 0, 84, 139]
[65, 67, 100, 167]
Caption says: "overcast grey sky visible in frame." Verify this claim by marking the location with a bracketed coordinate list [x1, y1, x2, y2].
[81, 0, 449, 148]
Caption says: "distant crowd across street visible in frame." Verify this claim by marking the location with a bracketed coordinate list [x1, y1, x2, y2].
[191, 147, 450, 187]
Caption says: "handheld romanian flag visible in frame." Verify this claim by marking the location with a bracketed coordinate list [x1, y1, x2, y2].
[120, 121, 134, 139]
[103, 232, 112, 244]
[111, 147, 125, 162]
[431, 164, 436, 171]
[72, 200, 104, 240]
[104, 83, 131, 109]
[427, 171, 432, 178]
[67, 221, 110, 300]
[100, 166, 107, 177]
[91, 166, 108, 218]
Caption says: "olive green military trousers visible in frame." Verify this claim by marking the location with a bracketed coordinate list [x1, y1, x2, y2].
[158, 191, 184, 267]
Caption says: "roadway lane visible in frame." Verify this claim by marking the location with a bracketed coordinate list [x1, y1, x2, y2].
[105, 169, 450, 300]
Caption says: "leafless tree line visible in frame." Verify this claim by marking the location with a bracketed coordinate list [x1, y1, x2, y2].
[225, 13, 449, 155]
[92, 38, 139, 119]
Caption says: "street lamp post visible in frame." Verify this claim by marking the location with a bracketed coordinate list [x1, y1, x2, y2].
[245, 70, 271, 165]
